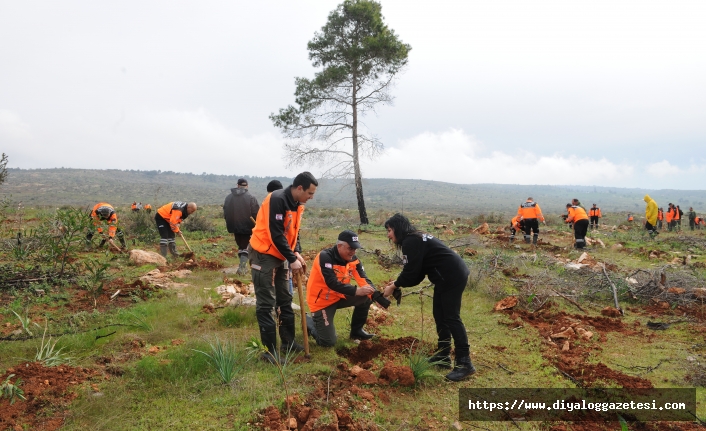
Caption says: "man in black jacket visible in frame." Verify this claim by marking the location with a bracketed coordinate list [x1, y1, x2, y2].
[223, 178, 259, 274]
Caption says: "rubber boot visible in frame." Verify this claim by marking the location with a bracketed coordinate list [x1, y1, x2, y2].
[532, 234, 538, 245]
[260, 329, 280, 364]
[446, 356, 476, 382]
[427, 341, 452, 369]
[117, 231, 127, 249]
[524, 236, 531, 244]
[236, 254, 248, 275]
[168, 241, 179, 257]
[279, 323, 305, 353]
[349, 301, 374, 340]
[305, 314, 319, 344]
[159, 244, 168, 257]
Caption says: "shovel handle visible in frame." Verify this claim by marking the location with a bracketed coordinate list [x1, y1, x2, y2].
[295, 272, 310, 356]
[179, 232, 193, 252]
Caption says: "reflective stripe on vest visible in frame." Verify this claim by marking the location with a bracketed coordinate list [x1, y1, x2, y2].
[250, 193, 303, 260]
[306, 255, 368, 313]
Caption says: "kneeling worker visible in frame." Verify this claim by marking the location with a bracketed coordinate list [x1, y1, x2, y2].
[87, 202, 126, 250]
[306, 231, 390, 346]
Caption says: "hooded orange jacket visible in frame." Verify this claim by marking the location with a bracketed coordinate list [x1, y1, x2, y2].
[91, 203, 118, 238]
[566, 206, 588, 223]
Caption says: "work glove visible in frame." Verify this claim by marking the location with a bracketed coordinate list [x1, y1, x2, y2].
[392, 287, 402, 306]
[372, 291, 391, 309]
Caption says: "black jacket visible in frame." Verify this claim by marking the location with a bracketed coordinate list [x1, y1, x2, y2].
[394, 233, 470, 288]
[223, 188, 259, 235]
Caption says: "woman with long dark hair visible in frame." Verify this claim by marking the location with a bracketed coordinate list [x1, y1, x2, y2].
[382, 213, 475, 381]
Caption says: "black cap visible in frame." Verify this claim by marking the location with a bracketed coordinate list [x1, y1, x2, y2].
[338, 230, 361, 249]
[267, 180, 283, 193]
[237, 178, 248, 186]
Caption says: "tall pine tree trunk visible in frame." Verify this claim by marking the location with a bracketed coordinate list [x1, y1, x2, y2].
[352, 74, 369, 225]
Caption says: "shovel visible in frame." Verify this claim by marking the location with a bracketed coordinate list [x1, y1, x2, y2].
[179, 232, 195, 259]
[294, 272, 310, 358]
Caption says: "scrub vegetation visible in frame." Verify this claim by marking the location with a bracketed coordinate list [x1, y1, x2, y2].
[1, 197, 706, 430]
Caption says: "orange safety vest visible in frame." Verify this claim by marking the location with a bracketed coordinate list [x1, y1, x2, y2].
[674, 209, 681, 220]
[666, 208, 674, 223]
[306, 255, 369, 313]
[517, 201, 545, 222]
[628, 216, 634, 221]
[144, 204, 152, 210]
[157, 202, 188, 233]
[657, 210, 663, 221]
[566, 206, 589, 223]
[510, 215, 522, 230]
[589, 208, 601, 217]
[91, 203, 118, 237]
[250, 192, 304, 261]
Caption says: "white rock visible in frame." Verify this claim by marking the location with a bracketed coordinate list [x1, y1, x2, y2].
[565, 263, 588, 270]
[577, 252, 589, 263]
[129, 249, 167, 266]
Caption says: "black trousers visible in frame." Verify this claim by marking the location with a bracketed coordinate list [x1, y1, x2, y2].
[234, 234, 251, 255]
[522, 219, 539, 237]
[432, 279, 470, 358]
[573, 219, 589, 248]
[155, 214, 175, 240]
[590, 216, 599, 227]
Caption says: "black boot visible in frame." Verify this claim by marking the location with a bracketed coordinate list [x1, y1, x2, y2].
[446, 356, 476, 382]
[260, 329, 280, 364]
[524, 236, 531, 244]
[168, 241, 179, 257]
[305, 314, 319, 344]
[349, 301, 374, 340]
[159, 244, 168, 257]
[532, 234, 538, 245]
[279, 322, 305, 353]
[427, 342, 452, 369]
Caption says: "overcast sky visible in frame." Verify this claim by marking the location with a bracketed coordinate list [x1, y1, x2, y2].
[1, 0, 705, 189]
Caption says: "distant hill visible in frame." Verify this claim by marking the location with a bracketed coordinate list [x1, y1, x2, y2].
[3, 168, 705, 216]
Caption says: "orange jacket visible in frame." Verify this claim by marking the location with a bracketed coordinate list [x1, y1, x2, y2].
[250, 187, 304, 262]
[131, 203, 137, 210]
[144, 204, 152, 210]
[510, 215, 522, 230]
[589, 207, 601, 217]
[517, 201, 545, 222]
[666, 208, 674, 223]
[306, 247, 372, 313]
[657, 210, 663, 221]
[157, 202, 189, 233]
[91, 203, 118, 238]
[628, 216, 634, 221]
[674, 208, 681, 220]
[566, 206, 589, 224]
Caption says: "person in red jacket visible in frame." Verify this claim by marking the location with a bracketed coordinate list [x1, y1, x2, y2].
[155, 201, 197, 257]
[305, 231, 390, 347]
[86, 202, 126, 250]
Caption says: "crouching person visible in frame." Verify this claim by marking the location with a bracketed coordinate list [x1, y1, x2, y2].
[305, 230, 390, 347]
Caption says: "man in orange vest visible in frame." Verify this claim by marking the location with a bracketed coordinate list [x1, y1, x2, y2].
[249, 172, 317, 363]
[131, 202, 138, 212]
[143, 203, 152, 213]
[86, 202, 126, 250]
[517, 197, 545, 245]
[589, 204, 601, 230]
[666, 203, 675, 231]
[509, 215, 524, 243]
[566, 199, 590, 249]
[676, 205, 683, 231]
[657, 208, 664, 230]
[155, 201, 198, 257]
[305, 231, 390, 347]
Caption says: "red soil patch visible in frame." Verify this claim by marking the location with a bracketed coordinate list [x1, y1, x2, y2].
[0, 362, 96, 431]
[176, 257, 224, 271]
[336, 336, 431, 364]
[505, 302, 653, 388]
[206, 236, 223, 243]
[630, 302, 706, 322]
[365, 311, 394, 330]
